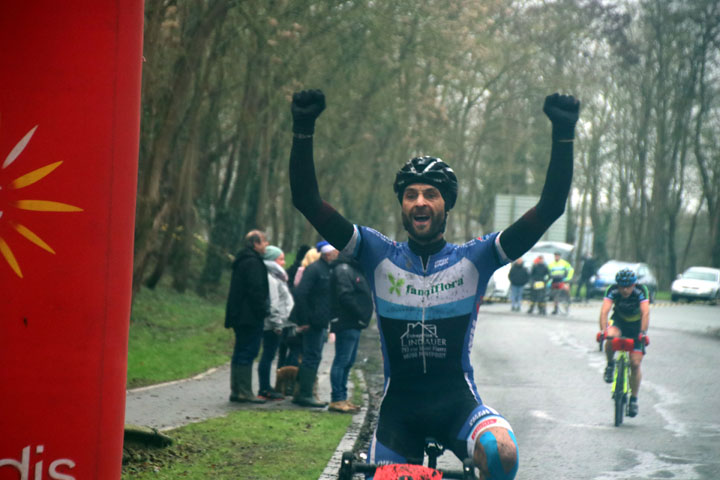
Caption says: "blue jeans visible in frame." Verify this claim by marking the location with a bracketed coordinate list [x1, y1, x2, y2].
[301, 326, 326, 372]
[231, 324, 263, 366]
[258, 330, 281, 392]
[510, 285, 524, 310]
[330, 329, 361, 402]
[280, 342, 302, 368]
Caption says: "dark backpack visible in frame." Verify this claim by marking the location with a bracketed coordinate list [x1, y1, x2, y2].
[330, 262, 374, 329]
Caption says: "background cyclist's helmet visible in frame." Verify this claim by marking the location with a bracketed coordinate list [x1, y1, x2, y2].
[615, 268, 637, 286]
[393, 156, 458, 210]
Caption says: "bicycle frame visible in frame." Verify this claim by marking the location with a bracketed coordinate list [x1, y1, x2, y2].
[597, 335, 643, 427]
[550, 281, 570, 314]
[611, 338, 634, 426]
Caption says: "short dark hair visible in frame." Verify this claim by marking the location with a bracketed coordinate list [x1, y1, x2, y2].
[245, 229, 266, 249]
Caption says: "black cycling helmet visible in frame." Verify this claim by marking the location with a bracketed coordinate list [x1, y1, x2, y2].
[393, 156, 458, 210]
[615, 268, 637, 286]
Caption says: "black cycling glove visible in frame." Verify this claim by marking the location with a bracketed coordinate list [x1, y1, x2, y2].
[543, 93, 580, 141]
[291, 89, 326, 135]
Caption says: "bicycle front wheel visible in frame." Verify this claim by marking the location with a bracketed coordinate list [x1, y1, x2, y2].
[561, 289, 570, 314]
[614, 356, 626, 427]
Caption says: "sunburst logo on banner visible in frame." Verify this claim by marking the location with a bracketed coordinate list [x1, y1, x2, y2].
[0, 124, 83, 278]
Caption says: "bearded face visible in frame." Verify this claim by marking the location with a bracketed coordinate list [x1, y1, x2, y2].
[401, 184, 447, 243]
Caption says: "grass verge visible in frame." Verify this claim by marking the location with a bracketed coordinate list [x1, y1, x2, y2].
[124, 278, 366, 479]
[122, 409, 352, 479]
[127, 284, 232, 388]
[654, 290, 670, 301]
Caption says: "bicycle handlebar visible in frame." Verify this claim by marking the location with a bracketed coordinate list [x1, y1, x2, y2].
[611, 337, 635, 352]
[341, 459, 473, 479]
[596, 332, 648, 353]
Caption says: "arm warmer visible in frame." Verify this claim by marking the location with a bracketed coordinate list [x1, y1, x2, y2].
[500, 140, 573, 260]
[289, 137, 355, 249]
[290, 131, 572, 260]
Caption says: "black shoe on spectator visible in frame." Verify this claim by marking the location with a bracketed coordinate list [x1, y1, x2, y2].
[259, 389, 284, 401]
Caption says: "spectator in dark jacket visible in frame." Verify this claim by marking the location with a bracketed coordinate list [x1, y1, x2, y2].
[528, 255, 550, 315]
[328, 254, 373, 413]
[291, 240, 339, 407]
[224, 229, 270, 404]
[575, 255, 596, 302]
[508, 258, 530, 312]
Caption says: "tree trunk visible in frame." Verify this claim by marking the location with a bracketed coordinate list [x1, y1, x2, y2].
[133, 1, 232, 295]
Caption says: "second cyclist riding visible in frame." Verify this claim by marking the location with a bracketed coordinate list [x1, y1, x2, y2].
[597, 332, 648, 426]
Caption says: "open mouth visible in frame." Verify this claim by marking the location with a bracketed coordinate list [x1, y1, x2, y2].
[412, 213, 431, 228]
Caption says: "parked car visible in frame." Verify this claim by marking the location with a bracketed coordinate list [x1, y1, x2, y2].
[670, 266, 720, 304]
[485, 241, 574, 301]
[588, 260, 658, 303]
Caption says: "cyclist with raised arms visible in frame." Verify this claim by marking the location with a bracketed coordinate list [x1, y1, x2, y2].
[599, 268, 649, 418]
[289, 89, 579, 480]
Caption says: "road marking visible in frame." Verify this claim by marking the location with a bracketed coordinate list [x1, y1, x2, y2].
[529, 410, 612, 430]
[593, 449, 703, 480]
[643, 381, 689, 437]
[547, 330, 606, 372]
[697, 423, 720, 438]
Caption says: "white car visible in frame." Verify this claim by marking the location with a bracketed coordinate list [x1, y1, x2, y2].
[485, 262, 513, 300]
[671, 266, 720, 304]
[485, 241, 574, 301]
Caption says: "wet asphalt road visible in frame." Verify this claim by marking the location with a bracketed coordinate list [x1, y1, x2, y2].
[126, 300, 720, 479]
[466, 300, 720, 480]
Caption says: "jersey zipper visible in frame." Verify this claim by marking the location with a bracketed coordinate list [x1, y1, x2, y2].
[421, 252, 431, 374]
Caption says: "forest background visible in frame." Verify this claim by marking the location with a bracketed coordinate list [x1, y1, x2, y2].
[132, 0, 720, 302]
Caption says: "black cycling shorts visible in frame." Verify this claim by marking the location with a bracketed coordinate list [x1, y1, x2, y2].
[370, 382, 512, 464]
[610, 316, 643, 352]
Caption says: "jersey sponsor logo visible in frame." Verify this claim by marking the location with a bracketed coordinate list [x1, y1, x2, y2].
[434, 257, 449, 268]
[405, 277, 464, 297]
[468, 405, 499, 425]
[374, 258, 480, 308]
[470, 418, 498, 441]
[465, 415, 513, 455]
[388, 273, 405, 296]
[400, 322, 447, 360]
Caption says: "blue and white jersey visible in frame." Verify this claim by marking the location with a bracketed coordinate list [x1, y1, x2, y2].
[342, 225, 510, 397]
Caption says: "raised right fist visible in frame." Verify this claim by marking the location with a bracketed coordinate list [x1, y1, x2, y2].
[543, 92, 580, 141]
[291, 89, 326, 135]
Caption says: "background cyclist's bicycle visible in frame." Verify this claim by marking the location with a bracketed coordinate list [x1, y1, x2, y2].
[597, 333, 648, 426]
[550, 278, 570, 315]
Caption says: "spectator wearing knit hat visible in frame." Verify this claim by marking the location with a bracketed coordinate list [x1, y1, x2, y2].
[257, 246, 294, 400]
[291, 240, 339, 407]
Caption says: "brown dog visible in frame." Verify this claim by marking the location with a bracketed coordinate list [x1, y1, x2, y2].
[274, 365, 299, 396]
[275, 365, 319, 398]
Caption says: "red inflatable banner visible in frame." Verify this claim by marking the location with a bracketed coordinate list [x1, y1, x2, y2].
[0, 3, 144, 479]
